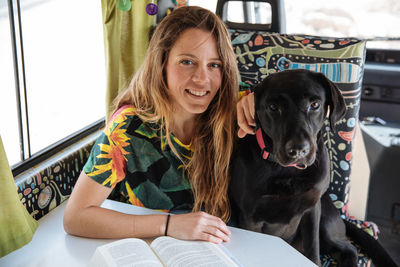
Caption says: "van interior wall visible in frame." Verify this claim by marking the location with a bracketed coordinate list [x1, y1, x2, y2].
[348, 122, 370, 220]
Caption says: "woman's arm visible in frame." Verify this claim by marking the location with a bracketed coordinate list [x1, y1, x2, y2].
[237, 92, 255, 138]
[63, 171, 230, 243]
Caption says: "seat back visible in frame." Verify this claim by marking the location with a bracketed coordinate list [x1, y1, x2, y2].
[217, 0, 367, 216]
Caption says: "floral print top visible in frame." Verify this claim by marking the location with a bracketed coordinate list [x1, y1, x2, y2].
[83, 105, 194, 212]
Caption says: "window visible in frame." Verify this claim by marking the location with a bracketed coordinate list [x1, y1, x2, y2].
[284, 0, 400, 50]
[1, 0, 105, 166]
[0, 0, 20, 165]
[188, 0, 217, 12]
[190, 0, 400, 50]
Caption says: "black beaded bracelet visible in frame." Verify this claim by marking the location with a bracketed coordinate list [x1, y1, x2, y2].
[164, 214, 171, 236]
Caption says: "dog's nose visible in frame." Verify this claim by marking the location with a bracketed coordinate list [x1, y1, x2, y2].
[285, 141, 310, 159]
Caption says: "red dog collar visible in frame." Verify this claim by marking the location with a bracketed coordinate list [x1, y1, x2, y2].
[256, 128, 270, 160]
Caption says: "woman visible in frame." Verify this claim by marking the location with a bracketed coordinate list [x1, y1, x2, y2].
[64, 6, 240, 244]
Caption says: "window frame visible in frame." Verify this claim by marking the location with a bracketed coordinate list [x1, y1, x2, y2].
[5, 0, 106, 175]
[11, 118, 105, 177]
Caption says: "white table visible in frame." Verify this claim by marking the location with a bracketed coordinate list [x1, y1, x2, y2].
[0, 199, 316, 267]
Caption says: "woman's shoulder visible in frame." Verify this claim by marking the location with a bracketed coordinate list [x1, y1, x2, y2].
[105, 105, 158, 138]
[110, 105, 136, 122]
[105, 105, 138, 135]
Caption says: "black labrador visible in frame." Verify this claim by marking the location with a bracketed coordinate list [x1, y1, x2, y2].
[230, 69, 397, 267]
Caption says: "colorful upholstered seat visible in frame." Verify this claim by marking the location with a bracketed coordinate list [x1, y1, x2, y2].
[230, 29, 377, 266]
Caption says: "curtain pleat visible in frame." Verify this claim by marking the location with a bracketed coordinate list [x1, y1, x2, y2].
[102, 0, 154, 117]
[0, 136, 38, 257]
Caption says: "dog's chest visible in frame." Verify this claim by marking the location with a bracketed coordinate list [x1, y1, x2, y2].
[248, 169, 323, 223]
[256, 167, 319, 196]
[247, 214, 303, 241]
[266, 174, 306, 195]
[245, 174, 322, 240]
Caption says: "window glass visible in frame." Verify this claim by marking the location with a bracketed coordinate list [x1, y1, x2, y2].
[188, 0, 217, 12]
[251, 2, 271, 24]
[226, 1, 245, 22]
[190, 0, 400, 50]
[226, 2, 271, 24]
[188, 0, 271, 25]
[20, 0, 105, 154]
[0, 0, 20, 165]
[285, 0, 400, 49]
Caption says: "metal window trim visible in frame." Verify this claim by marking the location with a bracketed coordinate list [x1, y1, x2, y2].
[11, 118, 105, 177]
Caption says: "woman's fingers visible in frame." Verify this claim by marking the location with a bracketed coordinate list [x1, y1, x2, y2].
[198, 214, 231, 244]
[167, 212, 231, 244]
[237, 108, 254, 137]
[237, 92, 255, 138]
[203, 226, 231, 243]
[202, 213, 231, 242]
[199, 229, 229, 244]
[241, 93, 255, 124]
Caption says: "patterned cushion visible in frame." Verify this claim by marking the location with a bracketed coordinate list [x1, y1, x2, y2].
[320, 212, 378, 266]
[231, 29, 366, 213]
[16, 133, 98, 220]
[319, 215, 379, 267]
[230, 29, 377, 266]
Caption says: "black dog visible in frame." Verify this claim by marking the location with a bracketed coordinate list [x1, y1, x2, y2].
[230, 69, 397, 267]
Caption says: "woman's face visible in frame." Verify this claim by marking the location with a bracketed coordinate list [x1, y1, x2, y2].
[165, 28, 222, 118]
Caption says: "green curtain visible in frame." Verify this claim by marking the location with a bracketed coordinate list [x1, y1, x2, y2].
[0, 136, 38, 257]
[102, 0, 154, 117]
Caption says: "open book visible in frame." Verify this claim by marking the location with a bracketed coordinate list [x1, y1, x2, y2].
[88, 236, 241, 267]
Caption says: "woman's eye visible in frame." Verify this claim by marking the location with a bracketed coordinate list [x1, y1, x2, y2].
[210, 63, 222, 69]
[310, 101, 320, 110]
[180, 59, 194, 65]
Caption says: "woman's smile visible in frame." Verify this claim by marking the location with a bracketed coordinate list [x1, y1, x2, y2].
[185, 89, 210, 97]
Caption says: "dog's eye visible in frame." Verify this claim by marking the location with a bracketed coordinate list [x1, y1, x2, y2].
[269, 104, 278, 112]
[310, 101, 320, 110]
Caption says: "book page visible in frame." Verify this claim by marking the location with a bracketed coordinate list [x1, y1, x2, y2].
[88, 238, 163, 267]
[150, 236, 239, 267]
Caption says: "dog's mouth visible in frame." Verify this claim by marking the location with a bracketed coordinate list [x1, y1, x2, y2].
[293, 163, 307, 170]
[274, 146, 316, 170]
[279, 161, 309, 169]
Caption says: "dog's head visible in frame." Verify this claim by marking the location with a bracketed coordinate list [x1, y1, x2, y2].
[254, 69, 346, 168]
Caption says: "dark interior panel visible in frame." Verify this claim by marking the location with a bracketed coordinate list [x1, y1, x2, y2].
[360, 59, 400, 226]
[360, 62, 400, 123]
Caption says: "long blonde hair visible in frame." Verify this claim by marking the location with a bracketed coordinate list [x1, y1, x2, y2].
[109, 6, 238, 222]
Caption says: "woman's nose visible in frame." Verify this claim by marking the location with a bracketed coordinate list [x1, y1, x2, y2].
[192, 65, 208, 84]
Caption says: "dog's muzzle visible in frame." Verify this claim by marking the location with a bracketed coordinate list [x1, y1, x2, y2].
[256, 128, 307, 169]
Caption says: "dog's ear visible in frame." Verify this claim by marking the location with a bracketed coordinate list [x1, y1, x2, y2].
[315, 72, 346, 131]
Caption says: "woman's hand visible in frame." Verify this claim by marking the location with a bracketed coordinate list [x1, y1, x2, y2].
[237, 92, 255, 138]
[167, 212, 231, 244]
